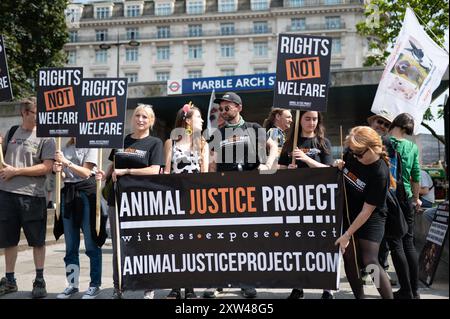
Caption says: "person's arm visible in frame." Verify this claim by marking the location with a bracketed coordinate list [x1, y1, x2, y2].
[114, 166, 160, 180]
[292, 148, 328, 168]
[163, 139, 172, 174]
[201, 141, 209, 173]
[209, 151, 217, 172]
[419, 186, 430, 196]
[259, 138, 277, 170]
[55, 150, 93, 179]
[0, 159, 54, 180]
[335, 202, 376, 253]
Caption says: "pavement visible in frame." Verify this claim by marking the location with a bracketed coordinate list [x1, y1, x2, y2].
[0, 210, 448, 300]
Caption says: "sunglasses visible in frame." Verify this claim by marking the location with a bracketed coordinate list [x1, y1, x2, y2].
[218, 105, 233, 112]
[376, 119, 390, 128]
[349, 148, 368, 159]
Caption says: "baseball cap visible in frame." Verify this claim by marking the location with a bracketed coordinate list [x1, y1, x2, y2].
[367, 110, 394, 125]
[214, 92, 242, 105]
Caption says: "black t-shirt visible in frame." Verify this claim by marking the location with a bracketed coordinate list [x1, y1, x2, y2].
[343, 152, 389, 221]
[279, 137, 333, 168]
[108, 134, 164, 169]
[107, 134, 164, 205]
[216, 122, 265, 172]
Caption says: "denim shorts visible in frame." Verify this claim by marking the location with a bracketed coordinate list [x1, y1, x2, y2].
[0, 190, 47, 248]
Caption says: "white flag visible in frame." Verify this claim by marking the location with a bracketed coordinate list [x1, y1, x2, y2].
[371, 8, 449, 134]
[206, 89, 222, 133]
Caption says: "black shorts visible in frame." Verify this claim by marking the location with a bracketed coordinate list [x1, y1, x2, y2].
[0, 191, 47, 248]
[345, 209, 386, 243]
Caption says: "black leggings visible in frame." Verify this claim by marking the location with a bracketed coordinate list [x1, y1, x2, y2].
[343, 238, 393, 299]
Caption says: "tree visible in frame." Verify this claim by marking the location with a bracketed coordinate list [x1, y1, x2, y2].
[357, 0, 449, 143]
[0, 0, 69, 99]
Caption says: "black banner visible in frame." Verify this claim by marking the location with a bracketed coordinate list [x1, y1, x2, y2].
[0, 35, 13, 102]
[115, 168, 343, 290]
[36, 67, 83, 137]
[75, 78, 127, 148]
[273, 34, 332, 112]
[419, 201, 449, 286]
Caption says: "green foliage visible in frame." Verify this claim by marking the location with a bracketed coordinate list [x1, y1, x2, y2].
[0, 0, 69, 99]
[357, 0, 449, 67]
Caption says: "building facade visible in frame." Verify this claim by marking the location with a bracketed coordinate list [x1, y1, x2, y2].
[65, 0, 367, 83]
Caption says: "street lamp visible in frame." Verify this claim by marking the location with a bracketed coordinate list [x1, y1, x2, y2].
[99, 33, 140, 77]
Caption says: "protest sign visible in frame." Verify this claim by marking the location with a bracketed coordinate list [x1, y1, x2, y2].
[0, 35, 13, 102]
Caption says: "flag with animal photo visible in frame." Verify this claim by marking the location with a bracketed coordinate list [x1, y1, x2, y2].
[371, 8, 449, 133]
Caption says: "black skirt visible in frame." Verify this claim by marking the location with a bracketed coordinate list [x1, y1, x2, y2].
[344, 209, 386, 243]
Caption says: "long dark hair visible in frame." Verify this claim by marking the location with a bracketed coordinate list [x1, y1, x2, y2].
[389, 112, 414, 135]
[172, 104, 205, 165]
[263, 108, 285, 129]
[281, 111, 329, 156]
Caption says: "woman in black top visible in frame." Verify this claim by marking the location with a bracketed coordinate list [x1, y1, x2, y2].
[334, 126, 393, 299]
[279, 111, 333, 169]
[97, 104, 164, 299]
[279, 111, 334, 299]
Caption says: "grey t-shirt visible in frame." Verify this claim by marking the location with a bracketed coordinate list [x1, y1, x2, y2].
[62, 144, 98, 183]
[0, 126, 56, 197]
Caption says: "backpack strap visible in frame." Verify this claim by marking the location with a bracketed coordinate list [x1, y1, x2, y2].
[3, 125, 19, 155]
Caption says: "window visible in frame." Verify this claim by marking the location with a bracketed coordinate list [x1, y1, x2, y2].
[254, 67, 268, 74]
[251, 0, 269, 11]
[332, 38, 341, 54]
[69, 31, 78, 43]
[287, 0, 304, 7]
[156, 71, 170, 81]
[188, 44, 202, 59]
[186, 0, 205, 14]
[94, 73, 107, 78]
[125, 73, 138, 83]
[220, 23, 235, 36]
[155, 3, 173, 16]
[95, 7, 110, 19]
[188, 70, 202, 78]
[67, 51, 76, 65]
[157, 46, 170, 60]
[218, 0, 236, 13]
[254, 42, 268, 57]
[220, 43, 235, 58]
[324, 0, 342, 5]
[126, 5, 141, 17]
[126, 28, 139, 40]
[188, 25, 202, 37]
[253, 21, 268, 34]
[326, 16, 341, 29]
[95, 50, 108, 63]
[95, 30, 108, 42]
[157, 26, 171, 39]
[222, 69, 235, 76]
[126, 48, 139, 62]
[291, 18, 306, 31]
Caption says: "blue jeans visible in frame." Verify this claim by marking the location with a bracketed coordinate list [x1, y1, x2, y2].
[62, 191, 102, 287]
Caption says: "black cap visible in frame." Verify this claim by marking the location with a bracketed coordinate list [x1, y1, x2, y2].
[214, 92, 242, 105]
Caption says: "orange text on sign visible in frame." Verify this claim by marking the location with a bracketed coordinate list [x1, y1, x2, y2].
[86, 97, 117, 121]
[44, 87, 75, 111]
[285, 57, 321, 81]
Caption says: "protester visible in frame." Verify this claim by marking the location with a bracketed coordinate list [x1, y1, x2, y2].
[97, 104, 164, 299]
[419, 169, 434, 208]
[388, 113, 421, 299]
[52, 138, 105, 299]
[0, 97, 55, 298]
[263, 108, 292, 158]
[366, 111, 397, 286]
[279, 110, 334, 299]
[206, 91, 277, 299]
[163, 103, 208, 299]
[334, 126, 393, 299]
[366, 110, 394, 136]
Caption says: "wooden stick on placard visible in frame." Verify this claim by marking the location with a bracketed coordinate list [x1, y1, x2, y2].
[55, 137, 61, 220]
[95, 149, 103, 235]
[291, 110, 300, 165]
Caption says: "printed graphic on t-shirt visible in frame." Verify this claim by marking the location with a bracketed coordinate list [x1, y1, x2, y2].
[219, 135, 251, 149]
[343, 167, 366, 192]
[116, 148, 147, 159]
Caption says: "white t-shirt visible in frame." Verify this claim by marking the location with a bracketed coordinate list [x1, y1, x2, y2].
[62, 144, 98, 183]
